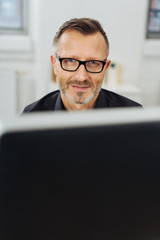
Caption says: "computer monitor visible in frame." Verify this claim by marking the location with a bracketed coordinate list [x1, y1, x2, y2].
[1, 108, 160, 240]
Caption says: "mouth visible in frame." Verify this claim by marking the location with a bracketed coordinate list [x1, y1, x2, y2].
[71, 85, 90, 92]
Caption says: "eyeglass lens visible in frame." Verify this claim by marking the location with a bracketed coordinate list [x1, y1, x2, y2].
[62, 59, 104, 72]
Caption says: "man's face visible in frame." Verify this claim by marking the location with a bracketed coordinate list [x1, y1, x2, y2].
[51, 30, 110, 105]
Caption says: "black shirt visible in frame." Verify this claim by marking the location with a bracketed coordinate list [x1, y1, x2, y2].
[23, 88, 142, 113]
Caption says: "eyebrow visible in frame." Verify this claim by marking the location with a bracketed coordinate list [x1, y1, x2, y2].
[58, 55, 106, 61]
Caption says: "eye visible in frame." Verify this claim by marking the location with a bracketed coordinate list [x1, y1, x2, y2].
[88, 60, 100, 67]
[89, 60, 96, 64]
[63, 58, 75, 64]
[68, 58, 75, 63]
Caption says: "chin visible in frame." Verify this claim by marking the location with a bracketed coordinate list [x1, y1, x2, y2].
[66, 93, 96, 105]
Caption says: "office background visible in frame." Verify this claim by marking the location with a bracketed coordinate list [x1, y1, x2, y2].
[0, 0, 160, 116]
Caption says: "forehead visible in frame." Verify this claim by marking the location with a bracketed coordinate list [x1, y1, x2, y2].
[56, 30, 108, 59]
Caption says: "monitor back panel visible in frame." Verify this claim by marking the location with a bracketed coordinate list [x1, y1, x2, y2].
[0, 122, 160, 240]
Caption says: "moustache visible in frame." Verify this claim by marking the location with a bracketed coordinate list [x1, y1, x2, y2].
[67, 80, 93, 87]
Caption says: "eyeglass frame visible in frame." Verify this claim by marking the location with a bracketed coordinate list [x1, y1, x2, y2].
[55, 54, 107, 74]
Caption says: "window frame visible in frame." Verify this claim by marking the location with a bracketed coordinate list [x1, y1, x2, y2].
[0, 0, 28, 35]
[146, 0, 160, 39]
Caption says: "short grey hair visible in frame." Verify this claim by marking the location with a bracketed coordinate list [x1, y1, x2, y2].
[53, 17, 109, 52]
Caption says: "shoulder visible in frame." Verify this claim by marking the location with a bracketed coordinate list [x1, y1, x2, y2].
[101, 88, 142, 107]
[23, 90, 60, 113]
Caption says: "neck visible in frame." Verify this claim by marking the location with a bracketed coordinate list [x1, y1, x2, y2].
[61, 93, 99, 111]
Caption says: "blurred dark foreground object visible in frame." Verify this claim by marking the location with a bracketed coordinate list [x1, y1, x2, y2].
[0, 108, 160, 240]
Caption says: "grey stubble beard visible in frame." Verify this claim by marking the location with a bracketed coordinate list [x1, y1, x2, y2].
[56, 77, 102, 104]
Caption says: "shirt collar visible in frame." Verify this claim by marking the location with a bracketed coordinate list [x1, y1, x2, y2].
[94, 89, 108, 109]
[54, 92, 66, 111]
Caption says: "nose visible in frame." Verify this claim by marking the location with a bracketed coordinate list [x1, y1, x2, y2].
[74, 64, 89, 81]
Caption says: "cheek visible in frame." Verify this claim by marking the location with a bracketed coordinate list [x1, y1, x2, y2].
[99, 71, 106, 82]
[92, 73, 104, 84]
[57, 68, 73, 82]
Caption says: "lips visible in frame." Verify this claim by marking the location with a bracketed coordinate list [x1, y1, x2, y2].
[71, 85, 90, 92]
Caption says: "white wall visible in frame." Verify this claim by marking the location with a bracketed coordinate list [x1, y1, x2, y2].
[0, 0, 36, 115]
[1, 0, 160, 115]
[140, 40, 160, 106]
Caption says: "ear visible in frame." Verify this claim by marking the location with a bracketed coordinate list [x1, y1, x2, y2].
[105, 59, 111, 70]
[50, 55, 57, 75]
[50, 55, 56, 65]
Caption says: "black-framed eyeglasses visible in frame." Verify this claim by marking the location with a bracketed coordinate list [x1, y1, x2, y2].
[55, 54, 107, 73]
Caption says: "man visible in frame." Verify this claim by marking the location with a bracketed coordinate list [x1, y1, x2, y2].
[23, 18, 141, 112]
